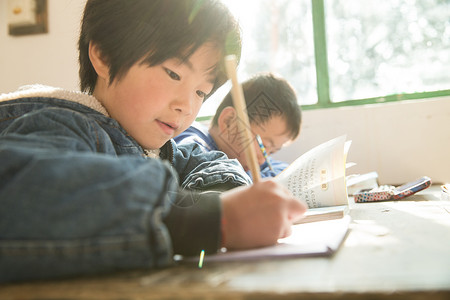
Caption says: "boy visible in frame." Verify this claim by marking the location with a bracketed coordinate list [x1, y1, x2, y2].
[175, 73, 302, 178]
[0, 0, 305, 282]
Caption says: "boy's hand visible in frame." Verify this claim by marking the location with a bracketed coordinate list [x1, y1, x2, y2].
[220, 180, 307, 250]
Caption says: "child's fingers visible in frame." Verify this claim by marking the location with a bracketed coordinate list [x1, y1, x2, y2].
[280, 225, 292, 239]
[280, 197, 307, 239]
[287, 196, 307, 222]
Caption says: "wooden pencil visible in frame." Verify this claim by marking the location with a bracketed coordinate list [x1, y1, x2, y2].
[224, 55, 261, 183]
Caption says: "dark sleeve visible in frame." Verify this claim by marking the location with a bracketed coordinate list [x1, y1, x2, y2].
[163, 190, 222, 256]
[0, 108, 185, 281]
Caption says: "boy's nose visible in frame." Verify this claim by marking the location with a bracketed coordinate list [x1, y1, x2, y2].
[173, 93, 195, 115]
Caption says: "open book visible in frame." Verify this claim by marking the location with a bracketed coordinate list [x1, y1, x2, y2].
[274, 135, 351, 223]
[182, 136, 352, 263]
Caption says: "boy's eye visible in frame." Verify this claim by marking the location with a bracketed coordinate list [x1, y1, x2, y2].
[196, 90, 207, 99]
[165, 68, 180, 81]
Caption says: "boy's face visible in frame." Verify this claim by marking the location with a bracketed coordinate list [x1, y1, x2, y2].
[224, 115, 292, 171]
[94, 43, 220, 150]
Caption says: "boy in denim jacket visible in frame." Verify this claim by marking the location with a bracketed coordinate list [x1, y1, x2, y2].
[0, 0, 306, 282]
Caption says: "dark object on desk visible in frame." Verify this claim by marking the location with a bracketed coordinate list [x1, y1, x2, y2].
[354, 176, 431, 203]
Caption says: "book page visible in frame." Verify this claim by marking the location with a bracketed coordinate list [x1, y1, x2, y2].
[296, 205, 349, 224]
[275, 136, 349, 208]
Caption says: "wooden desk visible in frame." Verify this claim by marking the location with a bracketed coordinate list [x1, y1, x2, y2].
[1, 186, 449, 299]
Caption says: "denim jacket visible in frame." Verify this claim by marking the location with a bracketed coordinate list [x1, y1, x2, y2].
[175, 121, 290, 179]
[0, 85, 251, 282]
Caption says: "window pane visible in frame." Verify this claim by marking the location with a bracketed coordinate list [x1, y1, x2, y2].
[199, 0, 316, 116]
[326, 0, 450, 102]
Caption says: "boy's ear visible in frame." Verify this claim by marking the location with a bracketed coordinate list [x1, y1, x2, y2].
[217, 106, 237, 131]
[88, 42, 109, 81]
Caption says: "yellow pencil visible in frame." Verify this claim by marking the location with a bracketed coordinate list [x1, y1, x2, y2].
[256, 134, 275, 172]
[224, 55, 261, 183]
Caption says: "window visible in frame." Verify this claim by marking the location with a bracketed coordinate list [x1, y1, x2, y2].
[199, 0, 450, 117]
[326, 0, 450, 103]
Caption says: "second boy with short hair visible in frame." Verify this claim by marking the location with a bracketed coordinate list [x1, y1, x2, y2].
[175, 73, 302, 178]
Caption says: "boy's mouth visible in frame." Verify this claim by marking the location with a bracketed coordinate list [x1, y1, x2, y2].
[157, 120, 179, 135]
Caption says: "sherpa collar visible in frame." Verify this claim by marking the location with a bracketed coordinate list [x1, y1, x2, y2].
[0, 85, 161, 158]
[0, 84, 109, 116]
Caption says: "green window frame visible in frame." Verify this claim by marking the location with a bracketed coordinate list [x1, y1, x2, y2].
[198, 0, 450, 120]
[308, 0, 450, 111]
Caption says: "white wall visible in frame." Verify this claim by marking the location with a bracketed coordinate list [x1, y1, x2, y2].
[272, 97, 450, 185]
[0, 0, 86, 93]
[1, 0, 448, 185]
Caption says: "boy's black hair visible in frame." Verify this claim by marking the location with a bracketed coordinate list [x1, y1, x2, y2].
[212, 73, 302, 140]
[78, 0, 241, 97]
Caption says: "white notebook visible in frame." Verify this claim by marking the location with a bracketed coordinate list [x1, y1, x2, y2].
[189, 215, 351, 263]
